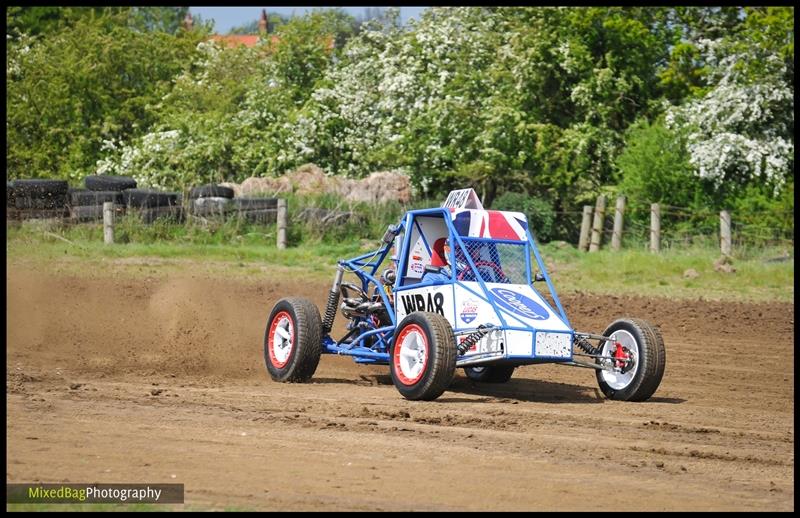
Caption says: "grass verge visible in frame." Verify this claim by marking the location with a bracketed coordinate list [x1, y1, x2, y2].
[6, 220, 793, 303]
[538, 241, 793, 303]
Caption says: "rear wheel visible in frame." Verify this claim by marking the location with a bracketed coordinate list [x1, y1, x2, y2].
[264, 298, 322, 382]
[595, 318, 665, 401]
[390, 312, 456, 401]
[464, 365, 515, 383]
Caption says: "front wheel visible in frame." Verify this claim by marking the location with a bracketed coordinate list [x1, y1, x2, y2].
[464, 365, 515, 383]
[595, 318, 666, 401]
[390, 312, 457, 401]
[264, 298, 322, 382]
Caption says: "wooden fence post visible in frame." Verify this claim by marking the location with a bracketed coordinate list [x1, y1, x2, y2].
[589, 195, 606, 252]
[277, 198, 287, 250]
[720, 210, 732, 256]
[611, 196, 626, 251]
[650, 203, 660, 253]
[103, 202, 114, 245]
[578, 205, 593, 252]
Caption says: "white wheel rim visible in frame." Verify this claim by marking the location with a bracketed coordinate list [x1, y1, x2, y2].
[272, 316, 293, 365]
[600, 329, 639, 390]
[469, 366, 486, 373]
[399, 329, 427, 383]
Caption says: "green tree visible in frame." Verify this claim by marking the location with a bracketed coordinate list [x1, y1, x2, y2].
[267, 11, 339, 102]
[7, 7, 194, 36]
[670, 6, 743, 42]
[6, 12, 203, 182]
[128, 7, 190, 34]
[6, 6, 122, 36]
[6, 6, 71, 36]
[743, 7, 794, 61]
[311, 8, 359, 50]
[615, 116, 709, 211]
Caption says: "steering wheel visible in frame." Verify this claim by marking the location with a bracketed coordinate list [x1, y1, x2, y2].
[457, 261, 508, 283]
[340, 282, 367, 301]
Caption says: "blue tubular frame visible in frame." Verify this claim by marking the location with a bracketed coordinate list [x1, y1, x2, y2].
[447, 225, 510, 329]
[321, 219, 405, 363]
[526, 229, 570, 328]
[320, 207, 573, 365]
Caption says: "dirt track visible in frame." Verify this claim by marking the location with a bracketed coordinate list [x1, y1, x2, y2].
[6, 263, 794, 511]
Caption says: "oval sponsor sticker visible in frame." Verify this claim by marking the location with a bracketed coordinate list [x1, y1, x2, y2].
[489, 288, 548, 320]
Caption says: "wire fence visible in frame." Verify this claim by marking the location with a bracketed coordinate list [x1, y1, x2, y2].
[560, 198, 793, 258]
[7, 189, 794, 258]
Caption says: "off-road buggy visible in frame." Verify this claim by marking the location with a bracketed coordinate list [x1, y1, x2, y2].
[265, 189, 665, 401]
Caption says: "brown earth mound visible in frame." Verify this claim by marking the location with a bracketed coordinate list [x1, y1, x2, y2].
[221, 164, 412, 204]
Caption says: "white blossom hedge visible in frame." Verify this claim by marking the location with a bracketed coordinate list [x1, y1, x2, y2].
[666, 38, 793, 192]
[87, 6, 792, 215]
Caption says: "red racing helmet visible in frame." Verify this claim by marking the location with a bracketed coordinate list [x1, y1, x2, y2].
[430, 238, 449, 267]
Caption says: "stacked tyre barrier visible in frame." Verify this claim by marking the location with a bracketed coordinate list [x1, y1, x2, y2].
[8, 179, 70, 220]
[70, 175, 183, 224]
[69, 174, 135, 222]
[7, 177, 278, 227]
[188, 184, 277, 224]
[188, 184, 234, 220]
[123, 188, 184, 224]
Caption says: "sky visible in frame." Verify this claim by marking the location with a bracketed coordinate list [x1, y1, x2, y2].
[189, 6, 428, 34]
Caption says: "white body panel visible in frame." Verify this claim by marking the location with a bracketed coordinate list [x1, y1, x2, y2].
[394, 281, 571, 362]
[395, 285, 454, 323]
[455, 282, 570, 332]
[506, 330, 534, 357]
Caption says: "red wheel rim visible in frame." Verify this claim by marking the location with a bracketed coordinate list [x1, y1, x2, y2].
[268, 311, 294, 368]
[393, 323, 429, 386]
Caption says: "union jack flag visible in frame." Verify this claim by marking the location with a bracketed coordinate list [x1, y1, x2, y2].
[449, 209, 528, 241]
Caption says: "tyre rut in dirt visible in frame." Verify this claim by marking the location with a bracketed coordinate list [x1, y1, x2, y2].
[464, 365, 515, 383]
[84, 175, 137, 191]
[189, 184, 234, 199]
[390, 312, 457, 401]
[596, 318, 666, 402]
[264, 298, 322, 383]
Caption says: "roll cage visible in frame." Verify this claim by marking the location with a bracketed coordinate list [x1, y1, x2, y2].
[322, 208, 570, 365]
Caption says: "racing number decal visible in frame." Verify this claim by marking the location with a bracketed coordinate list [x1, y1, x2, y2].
[400, 292, 445, 317]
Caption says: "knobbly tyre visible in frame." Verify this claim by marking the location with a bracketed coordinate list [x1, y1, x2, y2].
[264, 189, 666, 401]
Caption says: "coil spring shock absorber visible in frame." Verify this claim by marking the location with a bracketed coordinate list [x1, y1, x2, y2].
[322, 265, 344, 335]
[457, 324, 494, 355]
[575, 335, 602, 356]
